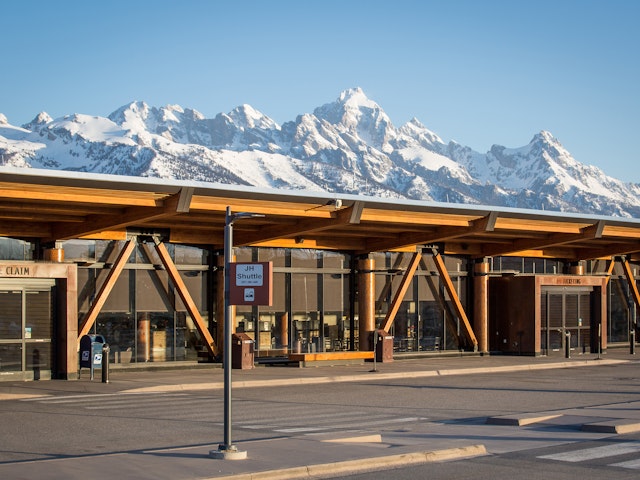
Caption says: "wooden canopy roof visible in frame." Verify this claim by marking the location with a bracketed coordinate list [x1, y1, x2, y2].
[2, 167, 640, 262]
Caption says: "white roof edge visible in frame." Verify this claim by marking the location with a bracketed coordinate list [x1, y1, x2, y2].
[1, 166, 639, 227]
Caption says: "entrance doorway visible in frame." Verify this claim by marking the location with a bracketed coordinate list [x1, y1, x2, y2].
[0, 279, 55, 381]
[541, 286, 593, 356]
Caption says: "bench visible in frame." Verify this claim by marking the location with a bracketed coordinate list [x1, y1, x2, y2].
[288, 351, 374, 367]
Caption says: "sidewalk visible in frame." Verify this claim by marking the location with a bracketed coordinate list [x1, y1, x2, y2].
[0, 349, 632, 400]
[0, 350, 637, 480]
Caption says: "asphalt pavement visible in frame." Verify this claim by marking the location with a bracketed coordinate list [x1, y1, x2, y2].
[1, 350, 638, 480]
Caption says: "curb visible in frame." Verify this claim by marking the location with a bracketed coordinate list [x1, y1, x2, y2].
[206, 445, 488, 480]
[122, 358, 630, 394]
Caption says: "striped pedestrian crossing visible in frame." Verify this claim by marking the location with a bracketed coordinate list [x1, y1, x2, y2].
[538, 441, 640, 470]
[21, 392, 426, 435]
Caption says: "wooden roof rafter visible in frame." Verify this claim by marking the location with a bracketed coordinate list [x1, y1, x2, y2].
[45, 188, 194, 243]
[234, 201, 365, 247]
[479, 220, 607, 258]
[566, 240, 640, 262]
[358, 211, 498, 254]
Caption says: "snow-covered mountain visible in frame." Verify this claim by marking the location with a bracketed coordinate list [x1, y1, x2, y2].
[2, 88, 639, 217]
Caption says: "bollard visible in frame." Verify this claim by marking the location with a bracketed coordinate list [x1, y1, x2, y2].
[631, 329, 636, 355]
[564, 331, 571, 359]
[102, 343, 110, 383]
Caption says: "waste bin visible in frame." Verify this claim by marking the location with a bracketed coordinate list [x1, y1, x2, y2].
[371, 330, 394, 363]
[232, 333, 254, 369]
[80, 334, 106, 379]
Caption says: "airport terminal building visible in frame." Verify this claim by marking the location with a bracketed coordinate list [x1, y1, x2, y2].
[1, 167, 639, 381]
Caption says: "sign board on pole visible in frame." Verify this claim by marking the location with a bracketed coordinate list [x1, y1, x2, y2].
[229, 262, 273, 306]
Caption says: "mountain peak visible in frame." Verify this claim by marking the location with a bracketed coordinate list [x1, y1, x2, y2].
[399, 118, 444, 146]
[314, 88, 391, 135]
[32, 112, 53, 125]
[108, 101, 150, 126]
[228, 104, 279, 130]
[338, 87, 371, 106]
[531, 130, 560, 146]
[20, 112, 53, 131]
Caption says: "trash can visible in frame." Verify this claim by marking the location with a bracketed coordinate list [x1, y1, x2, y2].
[232, 333, 254, 369]
[371, 330, 394, 363]
[80, 334, 106, 379]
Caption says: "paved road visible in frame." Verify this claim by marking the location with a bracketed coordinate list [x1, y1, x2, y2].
[335, 434, 640, 480]
[1, 352, 639, 479]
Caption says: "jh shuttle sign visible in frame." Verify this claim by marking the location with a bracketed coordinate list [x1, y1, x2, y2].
[229, 262, 273, 306]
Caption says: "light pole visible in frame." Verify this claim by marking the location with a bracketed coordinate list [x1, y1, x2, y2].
[211, 206, 263, 460]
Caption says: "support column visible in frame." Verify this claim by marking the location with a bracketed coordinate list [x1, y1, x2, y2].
[216, 256, 225, 352]
[137, 313, 151, 362]
[473, 258, 490, 354]
[569, 261, 584, 275]
[216, 254, 236, 356]
[358, 256, 376, 351]
[279, 312, 289, 350]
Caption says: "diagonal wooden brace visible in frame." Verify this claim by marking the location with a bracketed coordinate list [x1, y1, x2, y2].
[154, 240, 220, 357]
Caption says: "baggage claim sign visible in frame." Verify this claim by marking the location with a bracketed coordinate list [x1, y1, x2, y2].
[229, 262, 273, 306]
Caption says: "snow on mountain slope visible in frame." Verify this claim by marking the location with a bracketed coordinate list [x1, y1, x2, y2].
[1, 88, 638, 217]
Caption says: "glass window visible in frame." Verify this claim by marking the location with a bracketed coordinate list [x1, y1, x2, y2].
[96, 312, 135, 364]
[26, 343, 51, 373]
[292, 274, 318, 311]
[25, 290, 52, 338]
[175, 270, 207, 312]
[609, 278, 629, 343]
[0, 237, 31, 260]
[258, 248, 286, 267]
[0, 291, 22, 339]
[323, 251, 346, 269]
[102, 270, 130, 312]
[324, 274, 344, 312]
[175, 244, 208, 265]
[291, 249, 319, 268]
[61, 240, 96, 262]
[0, 344, 22, 372]
[234, 247, 253, 262]
[137, 270, 170, 312]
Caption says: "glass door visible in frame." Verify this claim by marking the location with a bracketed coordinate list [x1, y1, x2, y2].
[541, 287, 593, 356]
[0, 284, 54, 381]
[0, 291, 23, 378]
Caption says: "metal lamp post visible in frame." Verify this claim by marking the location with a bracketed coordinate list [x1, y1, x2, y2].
[211, 206, 263, 460]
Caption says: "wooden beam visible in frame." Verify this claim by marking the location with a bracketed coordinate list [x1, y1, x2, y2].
[235, 201, 365, 246]
[0, 182, 164, 207]
[381, 252, 421, 332]
[154, 240, 219, 357]
[481, 220, 607, 258]
[77, 239, 136, 340]
[423, 268, 462, 346]
[621, 258, 640, 309]
[431, 250, 478, 350]
[375, 254, 407, 312]
[0, 221, 51, 238]
[48, 189, 193, 242]
[361, 212, 497, 254]
[567, 241, 640, 262]
[605, 257, 616, 285]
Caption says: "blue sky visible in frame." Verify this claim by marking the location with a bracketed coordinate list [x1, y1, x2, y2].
[2, 0, 639, 181]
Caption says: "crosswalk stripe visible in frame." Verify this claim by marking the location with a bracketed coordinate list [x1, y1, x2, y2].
[21, 392, 153, 402]
[235, 410, 381, 426]
[335, 416, 423, 429]
[611, 458, 640, 469]
[275, 426, 334, 433]
[83, 397, 216, 410]
[539, 442, 640, 462]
